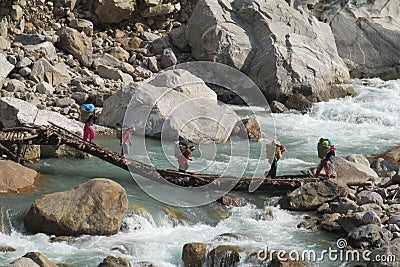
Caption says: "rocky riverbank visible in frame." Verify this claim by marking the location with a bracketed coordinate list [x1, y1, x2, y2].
[0, 0, 399, 123]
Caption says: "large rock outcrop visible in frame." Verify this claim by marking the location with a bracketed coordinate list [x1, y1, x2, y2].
[0, 160, 38, 193]
[99, 70, 238, 143]
[279, 180, 349, 211]
[185, 0, 351, 105]
[0, 97, 82, 134]
[24, 178, 128, 236]
[293, 0, 400, 80]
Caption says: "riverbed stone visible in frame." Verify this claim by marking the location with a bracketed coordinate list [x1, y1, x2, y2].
[98, 256, 131, 267]
[24, 178, 128, 236]
[330, 197, 358, 214]
[182, 243, 207, 267]
[362, 211, 381, 225]
[207, 245, 243, 267]
[270, 101, 288, 113]
[0, 160, 38, 193]
[356, 191, 384, 206]
[319, 213, 343, 232]
[338, 212, 364, 233]
[8, 257, 41, 267]
[56, 27, 93, 67]
[348, 224, 393, 249]
[40, 144, 90, 159]
[217, 194, 246, 207]
[279, 180, 349, 211]
[231, 117, 261, 141]
[358, 203, 383, 217]
[0, 246, 16, 252]
[21, 252, 58, 267]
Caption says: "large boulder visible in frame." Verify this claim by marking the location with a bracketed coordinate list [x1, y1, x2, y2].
[0, 160, 38, 193]
[99, 72, 238, 143]
[348, 224, 393, 249]
[296, 0, 400, 80]
[332, 157, 379, 185]
[56, 27, 93, 67]
[182, 243, 207, 267]
[279, 180, 349, 211]
[0, 97, 82, 134]
[185, 0, 351, 105]
[98, 86, 134, 127]
[111, 84, 238, 143]
[85, 0, 136, 24]
[24, 178, 128, 236]
[0, 53, 14, 88]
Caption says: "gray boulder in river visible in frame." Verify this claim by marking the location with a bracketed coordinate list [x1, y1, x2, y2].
[100, 70, 239, 143]
[185, 0, 352, 104]
[279, 180, 349, 211]
[24, 178, 128, 236]
[292, 0, 400, 80]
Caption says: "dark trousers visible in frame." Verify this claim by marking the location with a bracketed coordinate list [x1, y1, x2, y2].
[266, 159, 278, 178]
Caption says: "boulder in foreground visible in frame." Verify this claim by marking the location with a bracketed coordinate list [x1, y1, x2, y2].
[0, 160, 38, 193]
[279, 180, 349, 211]
[24, 178, 128, 236]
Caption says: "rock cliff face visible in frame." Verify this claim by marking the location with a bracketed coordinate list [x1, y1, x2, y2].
[292, 0, 400, 80]
[185, 0, 352, 103]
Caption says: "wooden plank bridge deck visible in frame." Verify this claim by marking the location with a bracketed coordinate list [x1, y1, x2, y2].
[0, 123, 322, 191]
